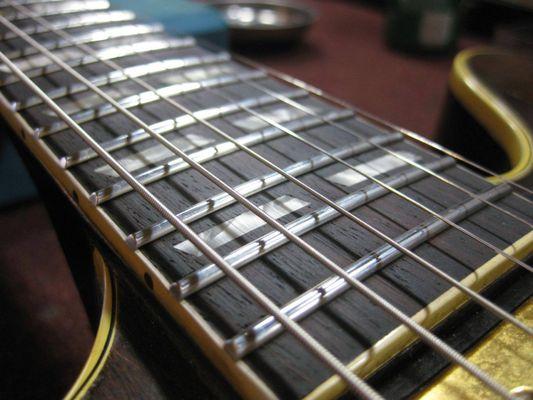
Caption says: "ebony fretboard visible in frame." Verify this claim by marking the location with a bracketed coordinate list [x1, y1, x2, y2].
[1, 1, 531, 399]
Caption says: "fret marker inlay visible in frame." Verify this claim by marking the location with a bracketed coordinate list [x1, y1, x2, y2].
[95, 133, 214, 177]
[326, 151, 420, 187]
[174, 195, 309, 257]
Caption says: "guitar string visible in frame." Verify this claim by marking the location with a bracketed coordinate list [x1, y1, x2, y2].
[0, 10, 136, 41]
[14, 5, 532, 209]
[0, 10, 517, 399]
[130, 53, 533, 334]
[132, 49, 533, 274]
[15, 27, 533, 207]
[231, 52, 533, 199]
[7, 3, 532, 337]
[218, 75, 533, 227]
[4, 0, 109, 22]
[0, 48, 384, 400]
[0, 48, 513, 400]
[6, 23, 163, 61]
[16, 3, 532, 278]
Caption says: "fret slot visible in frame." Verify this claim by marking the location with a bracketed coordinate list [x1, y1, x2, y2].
[62, 86, 304, 167]
[37, 67, 263, 137]
[128, 133, 404, 249]
[3, 0, 109, 21]
[171, 157, 455, 299]
[223, 182, 511, 359]
[89, 109, 354, 205]
[0, 10, 136, 40]
[1, 37, 196, 86]
[18, 51, 226, 110]
[5, 23, 163, 60]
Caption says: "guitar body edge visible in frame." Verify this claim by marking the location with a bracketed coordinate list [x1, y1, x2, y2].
[439, 47, 533, 185]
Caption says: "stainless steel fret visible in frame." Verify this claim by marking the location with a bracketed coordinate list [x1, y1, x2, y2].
[0, 9, 520, 397]
[225, 183, 514, 358]
[31, 0, 533, 323]
[26, 0, 530, 325]
[35, 68, 262, 137]
[174, 72, 533, 271]
[173, 157, 455, 298]
[0, 23, 385, 400]
[90, 109, 354, 204]
[0, 10, 135, 40]
[19, 52, 228, 111]
[236, 54, 533, 198]
[1, 37, 196, 86]
[236, 78, 533, 229]
[128, 46, 533, 269]
[5, 23, 163, 60]
[3, 0, 109, 21]
[128, 133, 404, 249]
[62, 86, 304, 167]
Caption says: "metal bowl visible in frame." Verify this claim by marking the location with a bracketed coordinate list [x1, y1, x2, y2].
[207, 0, 316, 45]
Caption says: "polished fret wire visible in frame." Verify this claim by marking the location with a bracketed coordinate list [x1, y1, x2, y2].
[227, 76, 533, 228]
[0, 31, 384, 400]
[233, 53, 533, 199]
[172, 73, 533, 272]
[6, 23, 163, 60]
[18, 51, 225, 111]
[0, 14, 526, 398]
[226, 183, 518, 358]
[0, 37, 196, 87]
[88, 111, 353, 202]
[174, 157, 456, 298]
[35, 68, 261, 137]
[0, 36, 513, 400]
[0, 10, 135, 40]
[128, 133, 404, 248]
[34, 6, 531, 272]
[13, 2, 532, 337]
[3, 0, 109, 22]
[131, 48, 533, 273]
[62, 87, 307, 167]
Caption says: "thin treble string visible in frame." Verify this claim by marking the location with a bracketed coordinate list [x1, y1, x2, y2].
[12, 1, 533, 338]
[231, 52, 533, 200]
[18, 0, 530, 274]
[0, 10, 519, 399]
[133, 47, 533, 275]
[0, 22, 384, 400]
[233, 77, 533, 228]
[17, 1, 532, 277]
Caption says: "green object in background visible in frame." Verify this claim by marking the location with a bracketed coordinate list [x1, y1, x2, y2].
[386, 0, 461, 53]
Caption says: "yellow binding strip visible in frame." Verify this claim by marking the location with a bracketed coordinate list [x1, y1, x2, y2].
[305, 231, 533, 400]
[64, 250, 117, 400]
[450, 47, 533, 183]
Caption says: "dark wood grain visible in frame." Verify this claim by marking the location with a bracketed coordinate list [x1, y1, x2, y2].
[2, 8, 531, 399]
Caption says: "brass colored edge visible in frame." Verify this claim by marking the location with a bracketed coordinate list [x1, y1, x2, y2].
[449, 47, 533, 183]
[0, 94, 277, 400]
[64, 250, 117, 400]
[304, 231, 533, 400]
[417, 300, 532, 400]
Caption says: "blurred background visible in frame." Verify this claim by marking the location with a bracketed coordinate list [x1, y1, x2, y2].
[1, 0, 532, 398]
